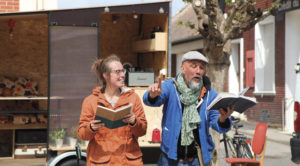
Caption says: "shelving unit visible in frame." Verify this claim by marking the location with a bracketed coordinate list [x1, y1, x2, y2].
[0, 96, 62, 115]
[132, 32, 167, 52]
[0, 96, 49, 158]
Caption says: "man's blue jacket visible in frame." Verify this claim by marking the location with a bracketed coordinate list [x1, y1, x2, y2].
[143, 77, 232, 165]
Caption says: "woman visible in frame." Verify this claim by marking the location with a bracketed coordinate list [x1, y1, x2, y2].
[78, 55, 147, 166]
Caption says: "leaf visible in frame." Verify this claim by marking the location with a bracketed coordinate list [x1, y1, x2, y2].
[225, 0, 232, 6]
[178, 20, 183, 26]
[50, 128, 65, 140]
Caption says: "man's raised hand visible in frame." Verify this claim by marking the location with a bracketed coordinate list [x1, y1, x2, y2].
[149, 76, 162, 99]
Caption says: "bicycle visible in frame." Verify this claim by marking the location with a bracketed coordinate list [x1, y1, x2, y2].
[220, 116, 253, 160]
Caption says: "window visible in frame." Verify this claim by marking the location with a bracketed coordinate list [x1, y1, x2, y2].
[254, 15, 275, 95]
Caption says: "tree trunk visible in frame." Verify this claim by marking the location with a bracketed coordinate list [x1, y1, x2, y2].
[203, 40, 231, 92]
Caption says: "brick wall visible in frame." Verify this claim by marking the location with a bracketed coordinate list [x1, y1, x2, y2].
[242, 1, 286, 126]
[0, 0, 19, 13]
[256, 0, 274, 10]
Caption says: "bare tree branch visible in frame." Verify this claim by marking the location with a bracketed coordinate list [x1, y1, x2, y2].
[205, 0, 226, 46]
[223, 0, 280, 42]
[191, 0, 208, 37]
[186, 0, 280, 57]
[223, 0, 250, 34]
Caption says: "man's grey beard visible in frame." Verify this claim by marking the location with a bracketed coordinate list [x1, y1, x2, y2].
[185, 74, 202, 90]
[188, 80, 201, 90]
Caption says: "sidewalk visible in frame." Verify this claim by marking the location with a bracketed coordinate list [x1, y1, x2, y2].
[238, 120, 293, 145]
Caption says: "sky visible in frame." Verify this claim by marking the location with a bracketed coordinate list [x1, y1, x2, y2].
[58, 0, 186, 16]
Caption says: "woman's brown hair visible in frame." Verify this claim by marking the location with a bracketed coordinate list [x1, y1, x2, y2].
[91, 54, 121, 93]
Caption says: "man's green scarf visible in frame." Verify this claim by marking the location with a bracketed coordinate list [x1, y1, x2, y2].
[176, 73, 203, 146]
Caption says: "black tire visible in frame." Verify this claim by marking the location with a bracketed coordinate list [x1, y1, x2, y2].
[57, 158, 86, 166]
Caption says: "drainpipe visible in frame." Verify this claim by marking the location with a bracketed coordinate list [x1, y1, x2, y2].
[282, 97, 286, 131]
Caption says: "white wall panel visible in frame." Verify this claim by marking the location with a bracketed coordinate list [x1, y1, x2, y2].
[285, 9, 300, 132]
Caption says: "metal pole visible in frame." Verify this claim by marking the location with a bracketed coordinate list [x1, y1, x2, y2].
[167, 1, 172, 77]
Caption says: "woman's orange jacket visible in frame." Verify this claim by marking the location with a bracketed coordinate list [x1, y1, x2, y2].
[78, 87, 147, 166]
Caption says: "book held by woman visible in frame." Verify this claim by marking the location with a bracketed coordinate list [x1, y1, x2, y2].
[95, 104, 132, 129]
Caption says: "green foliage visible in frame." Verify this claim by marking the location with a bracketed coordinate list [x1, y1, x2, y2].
[50, 128, 65, 140]
[234, 12, 243, 21]
[178, 20, 195, 29]
[269, 3, 279, 16]
[178, 20, 183, 26]
[225, 0, 233, 6]
[185, 21, 195, 29]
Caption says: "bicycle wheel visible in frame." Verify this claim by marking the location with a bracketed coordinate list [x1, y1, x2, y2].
[239, 142, 253, 159]
[227, 138, 237, 158]
[220, 136, 236, 159]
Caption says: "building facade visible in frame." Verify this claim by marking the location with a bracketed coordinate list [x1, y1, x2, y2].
[243, 0, 300, 132]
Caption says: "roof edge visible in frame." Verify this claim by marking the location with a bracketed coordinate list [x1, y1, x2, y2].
[0, 0, 171, 15]
[172, 35, 203, 45]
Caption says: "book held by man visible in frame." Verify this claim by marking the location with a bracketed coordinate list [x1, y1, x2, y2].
[94, 104, 132, 129]
[207, 87, 257, 113]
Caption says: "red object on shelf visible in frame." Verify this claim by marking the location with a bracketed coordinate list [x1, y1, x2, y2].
[8, 19, 16, 34]
[151, 128, 161, 142]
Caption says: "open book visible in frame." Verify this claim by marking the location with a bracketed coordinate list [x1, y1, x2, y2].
[94, 104, 132, 129]
[207, 87, 257, 113]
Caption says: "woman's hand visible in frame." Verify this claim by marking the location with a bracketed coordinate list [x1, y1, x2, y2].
[90, 120, 104, 132]
[123, 113, 136, 125]
[218, 106, 234, 123]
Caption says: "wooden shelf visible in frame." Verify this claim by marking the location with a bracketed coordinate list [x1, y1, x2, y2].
[0, 96, 64, 100]
[0, 96, 48, 100]
[0, 110, 48, 114]
[132, 32, 167, 52]
[48, 146, 87, 151]
[0, 123, 47, 130]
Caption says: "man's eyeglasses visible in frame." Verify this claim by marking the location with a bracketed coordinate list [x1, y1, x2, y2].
[111, 69, 126, 75]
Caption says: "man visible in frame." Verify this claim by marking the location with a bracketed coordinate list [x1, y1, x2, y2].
[143, 51, 233, 166]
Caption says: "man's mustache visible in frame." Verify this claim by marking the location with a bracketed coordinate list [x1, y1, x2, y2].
[192, 74, 202, 79]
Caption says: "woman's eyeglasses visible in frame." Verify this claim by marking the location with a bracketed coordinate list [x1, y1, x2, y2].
[111, 69, 126, 75]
